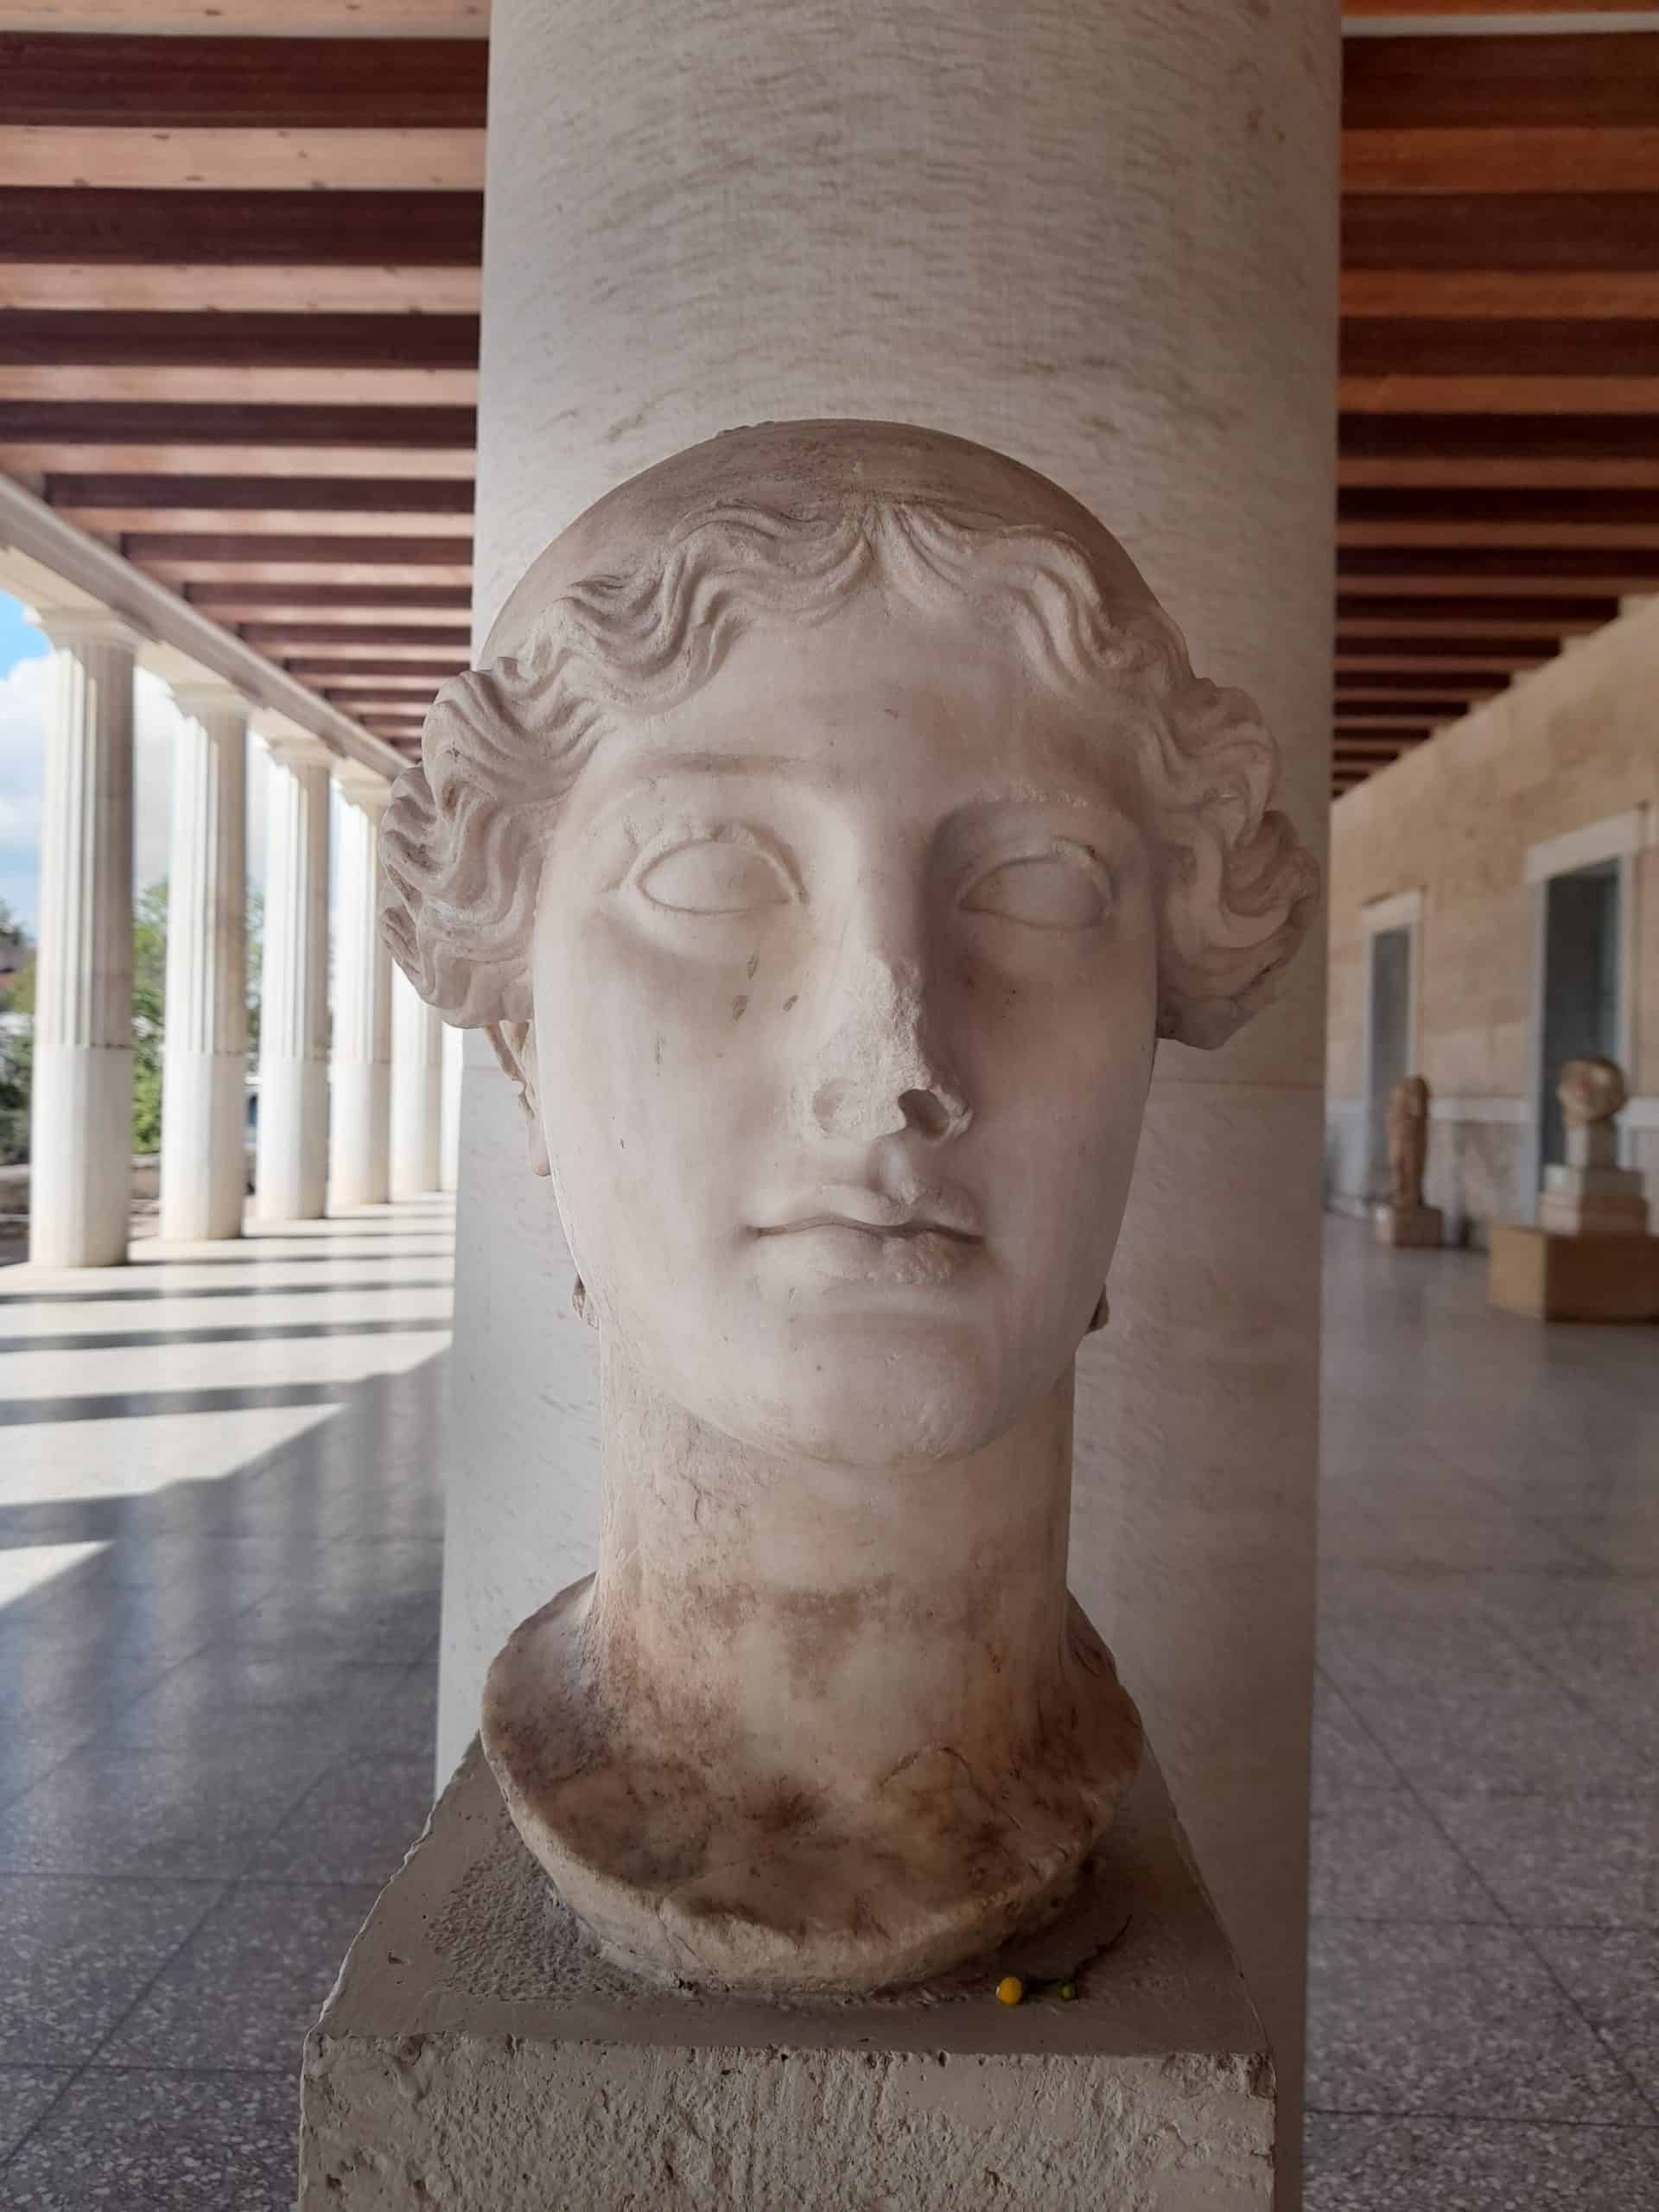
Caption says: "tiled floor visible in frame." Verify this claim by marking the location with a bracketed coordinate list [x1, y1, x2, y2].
[0, 1201, 452, 2209]
[0, 1205, 1655, 2208]
[1306, 1221, 1659, 2210]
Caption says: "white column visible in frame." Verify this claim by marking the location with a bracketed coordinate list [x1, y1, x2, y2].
[255, 734, 331, 1224]
[391, 964, 442, 1198]
[328, 771, 392, 1211]
[159, 684, 249, 1243]
[453, 3, 1337, 2189]
[439, 1018, 463, 1194]
[27, 609, 139, 1268]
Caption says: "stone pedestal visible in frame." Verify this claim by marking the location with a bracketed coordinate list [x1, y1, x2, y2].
[1489, 1224, 1659, 1323]
[1538, 1166, 1649, 1239]
[300, 1745, 1273, 2212]
[1374, 1203, 1443, 1249]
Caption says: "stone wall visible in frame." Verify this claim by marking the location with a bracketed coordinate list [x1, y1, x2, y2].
[1327, 599, 1659, 1241]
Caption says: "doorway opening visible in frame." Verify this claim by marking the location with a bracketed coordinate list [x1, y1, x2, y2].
[1366, 924, 1412, 1203]
[1538, 861, 1621, 1170]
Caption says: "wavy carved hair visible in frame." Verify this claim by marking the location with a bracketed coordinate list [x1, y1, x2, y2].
[380, 497, 1319, 1050]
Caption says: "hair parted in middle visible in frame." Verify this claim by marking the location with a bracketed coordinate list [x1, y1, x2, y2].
[380, 491, 1319, 1052]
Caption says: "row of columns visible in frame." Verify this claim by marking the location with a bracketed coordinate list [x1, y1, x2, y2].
[27, 609, 454, 1268]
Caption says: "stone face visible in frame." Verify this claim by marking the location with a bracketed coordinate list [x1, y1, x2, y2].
[379, 422, 1319, 1995]
[299, 1744, 1274, 2212]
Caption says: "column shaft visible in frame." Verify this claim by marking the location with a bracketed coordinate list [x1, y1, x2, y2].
[328, 778, 393, 1211]
[439, 1019, 463, 1195]
[391, 965, 442, 1198]
[255, 738, 331, 1223]
[161, 689, 249, 1243]
[28, 613, 138, 1268]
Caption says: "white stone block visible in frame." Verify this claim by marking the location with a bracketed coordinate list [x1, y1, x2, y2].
[300, 1745, 1274, 2212]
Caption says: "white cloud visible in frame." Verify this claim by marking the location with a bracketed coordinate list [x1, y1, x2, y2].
[0, 654, 267, 938]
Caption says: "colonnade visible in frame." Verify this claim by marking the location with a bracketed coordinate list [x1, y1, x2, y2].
[26, 608, 452, 1268]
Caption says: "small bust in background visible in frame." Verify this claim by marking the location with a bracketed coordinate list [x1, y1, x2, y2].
[1559, 1054, 1627, 1133]
[1387, 1074, 1432, 1215]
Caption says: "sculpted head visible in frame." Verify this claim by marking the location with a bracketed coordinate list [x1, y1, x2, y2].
[1558, 1055, 1626, 1128]
[382, 422, 1318, 1473]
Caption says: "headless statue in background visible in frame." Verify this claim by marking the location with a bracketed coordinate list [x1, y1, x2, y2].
[1541, 1057, 1650, 1236]
[379, 422, 1319, 1994]
[1376, 1075, 1442, 1249]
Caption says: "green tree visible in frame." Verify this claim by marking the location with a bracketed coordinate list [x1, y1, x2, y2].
[130, 880, 168, 1154]
[0, 902, 35, 1164]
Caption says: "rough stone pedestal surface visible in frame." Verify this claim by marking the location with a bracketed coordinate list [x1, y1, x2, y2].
[1489, 1224, 1659, 1322]
[300, 1744, 1273, 2212]
[1374, 1204, 1443, 1249]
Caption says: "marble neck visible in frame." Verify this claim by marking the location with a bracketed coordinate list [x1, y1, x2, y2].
[588, 1344, 1078, 1795]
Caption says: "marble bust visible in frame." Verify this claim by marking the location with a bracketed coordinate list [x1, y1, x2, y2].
[380, 421, 1318, 1994]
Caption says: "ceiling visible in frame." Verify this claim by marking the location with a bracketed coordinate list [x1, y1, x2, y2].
[1, 0, 1654, 795]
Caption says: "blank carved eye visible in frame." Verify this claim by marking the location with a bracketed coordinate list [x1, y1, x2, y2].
[961, 849, 1108, 930]
[636, 838, 795, 915]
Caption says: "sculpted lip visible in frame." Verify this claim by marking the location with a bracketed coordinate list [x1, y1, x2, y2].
[752, 1187, 983, 1242]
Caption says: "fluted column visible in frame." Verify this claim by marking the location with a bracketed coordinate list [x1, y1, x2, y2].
[390, 963, 442, 1199]
[328, 770, 393, 1211]
[255, 734, 331, 1224]
[160, 684, 249, 1243]
[28, 609, 139, 1268]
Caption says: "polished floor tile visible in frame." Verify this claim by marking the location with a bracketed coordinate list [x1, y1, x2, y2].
[0, 2070, 69, 2163]
[103, 1880, 378, 2073]
[1306, 1918, 1650, 2124]
[1, 2068, 302, 2211]
[0, 1875, 220, 2068]
[250, 1753, 438, 1885]
[1308, 1224, 1659, 2205]
[1304, 2113, 1659, 2212]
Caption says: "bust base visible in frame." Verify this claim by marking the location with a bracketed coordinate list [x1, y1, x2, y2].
[299, 1739, 1273, 2211]
[1489, 1224, 1659, 1322]
[1373, 1203, 1443, 1249]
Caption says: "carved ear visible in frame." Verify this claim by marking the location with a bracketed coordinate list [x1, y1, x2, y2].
[485, 1019, 551, 1177]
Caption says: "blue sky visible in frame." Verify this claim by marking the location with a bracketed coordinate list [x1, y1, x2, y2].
[0, 590, 261, 940]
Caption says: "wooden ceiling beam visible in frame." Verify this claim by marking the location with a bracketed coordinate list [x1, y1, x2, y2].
[47, 471, 473, 512]
[0, 4, 488, 32]
[1338, 548, 1659, 588]
[0, 187, 482, 267]
[1341, 321, 1659, 380]
[279, 650, 468, 673]
[0, 265, 483, 315]
[1336, 645, 1557, 668]
[184, 582, 469, 612]
[0, 127, 483, 194]
[1342, 272, 1659, 321]
[0, 309, 480, 370]
[1342, 193, 1659, 276]
[1344, 32, 1659, 131]
[1334, 671, 1507, 693]
[1333, 592, 1618, 627]
[1339, 458, 1659, 490]
[1344, 128, 1659, 195]
[1339, 375, 1659, 413]
[124, 531, 469, 563]
[1339, 486, 1659, 525]
[0, 401, 476, 448]
[245, 623, 470, 649]
[0, 440, 475, 478]
[0, 33, 488, 129]
[1340, 413, 1659, 462]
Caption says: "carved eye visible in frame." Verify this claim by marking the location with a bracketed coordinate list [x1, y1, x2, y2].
[636, 838, 795, 915]
[961, 849, 1107, 930]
